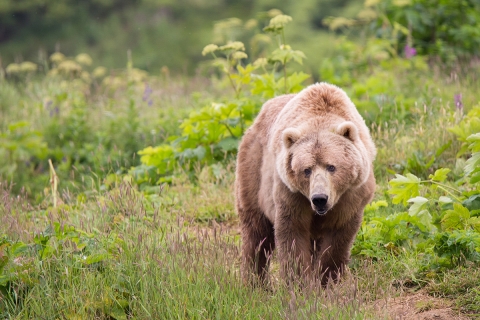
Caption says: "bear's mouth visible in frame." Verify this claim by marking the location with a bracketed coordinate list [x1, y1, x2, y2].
[315, 209, 328, 215]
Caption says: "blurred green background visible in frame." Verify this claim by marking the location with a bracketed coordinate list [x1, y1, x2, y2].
[0, 0, 362, 74]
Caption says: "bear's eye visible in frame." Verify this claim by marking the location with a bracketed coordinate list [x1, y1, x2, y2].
[304, 168, 312, 178]
[326, 165, 336, 173]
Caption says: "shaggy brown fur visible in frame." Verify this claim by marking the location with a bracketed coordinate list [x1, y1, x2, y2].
[235, 83, 376, 285]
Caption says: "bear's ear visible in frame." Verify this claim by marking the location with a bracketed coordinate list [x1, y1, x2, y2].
[336, 121, 359, 142]
[282, 128, 302, 148]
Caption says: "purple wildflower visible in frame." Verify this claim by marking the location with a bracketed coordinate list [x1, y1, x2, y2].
[143, 83, 152, 101]
[454, 94, 463, 111]
[404, 44, 416, 59]
[143, 83, 153, 106]
[49, 106, 59, 117]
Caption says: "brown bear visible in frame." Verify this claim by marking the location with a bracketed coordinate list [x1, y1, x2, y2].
[235, 82, 376, 285]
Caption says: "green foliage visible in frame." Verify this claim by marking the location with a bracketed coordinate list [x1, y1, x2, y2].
[0, 221, 126, 316]
[464, 133, 480, 184]
[358, 121, 480, 272]
[325, 0, 480, 61]
[399, 142, 451, 178]
[433, 230, 480, 268]
[388, 173, 421, 206]
[373, 0, 480, 60]
[0, 121, 48, 178]
[448, 105, 480, 156]
[0, 50, 197, 199]
[0, 122, 50, 195]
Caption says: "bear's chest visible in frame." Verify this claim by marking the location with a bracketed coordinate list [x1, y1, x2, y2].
[309, 213, 340, 239]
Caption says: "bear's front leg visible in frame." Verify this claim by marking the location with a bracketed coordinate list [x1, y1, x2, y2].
[239, 211, 275, 285]
[315, 215, 362, 285]
[274, 191, 313, 281]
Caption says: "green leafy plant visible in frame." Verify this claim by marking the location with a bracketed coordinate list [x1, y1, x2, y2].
[324, 0, 480, 61]
[0, 222, 126, 314]
[464, 133, 480, 184]
[0, 121, 49, 194]
[381, 129, 480, 270]
[448, 105, 480, 156]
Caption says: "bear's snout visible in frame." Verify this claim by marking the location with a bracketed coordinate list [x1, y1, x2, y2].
[311, 193, 329, 214]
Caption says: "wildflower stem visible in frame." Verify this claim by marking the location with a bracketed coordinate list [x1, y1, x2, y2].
[221, 122, 237, 138]
[420, 180, 462, 202]
[424, 180, 462, 193]
[48, 159, 59, 207]
[227, 73, 240, 98]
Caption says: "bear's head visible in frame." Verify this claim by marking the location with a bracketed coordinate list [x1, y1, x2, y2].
[277, 121, 370, 215]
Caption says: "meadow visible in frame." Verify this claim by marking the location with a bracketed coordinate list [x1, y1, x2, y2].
[2, 4, 480, 319]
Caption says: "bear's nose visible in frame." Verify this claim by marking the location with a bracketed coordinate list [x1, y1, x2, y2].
[311, 193, 328, 211]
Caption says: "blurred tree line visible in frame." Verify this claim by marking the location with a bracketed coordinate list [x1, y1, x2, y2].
[0, 0, 359, 73]
[1, 0, 479, 74]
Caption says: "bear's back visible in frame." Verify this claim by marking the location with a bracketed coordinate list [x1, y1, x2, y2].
[247, 93, 296, 146]
[268, 83, 376, 160]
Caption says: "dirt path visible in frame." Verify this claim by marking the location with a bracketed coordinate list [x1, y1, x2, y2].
[373, 292, 470, 320]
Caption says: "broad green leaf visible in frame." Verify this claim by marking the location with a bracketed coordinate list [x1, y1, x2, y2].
[463, 194, 480, 211]
[464, 153, 480, 176]
[178, 146, 207, 161]
[407, 196, 428, 216]
[270, 48, 291, 64]
[441, 203, 471, 231]
[439, 196, 453, 204]
[290, 50, 307, 65]
[216, 137, 239, 152]
[448, 116, 480, 156]
[138, 145, 174, 174]
[465, 134, 480, 184]
[286, 72, 310, 92]
[417, 209, 435, 231]
[365, 200, 388, 213]
[429, 168, 450, 182]
[468, 217, 480, 233]
[388, 173, 421, 206]
[270, 47, 306, 66]
[467, 133, 480, 153]
[192, 146, 206, 160]
[470, 171, 480, 184]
